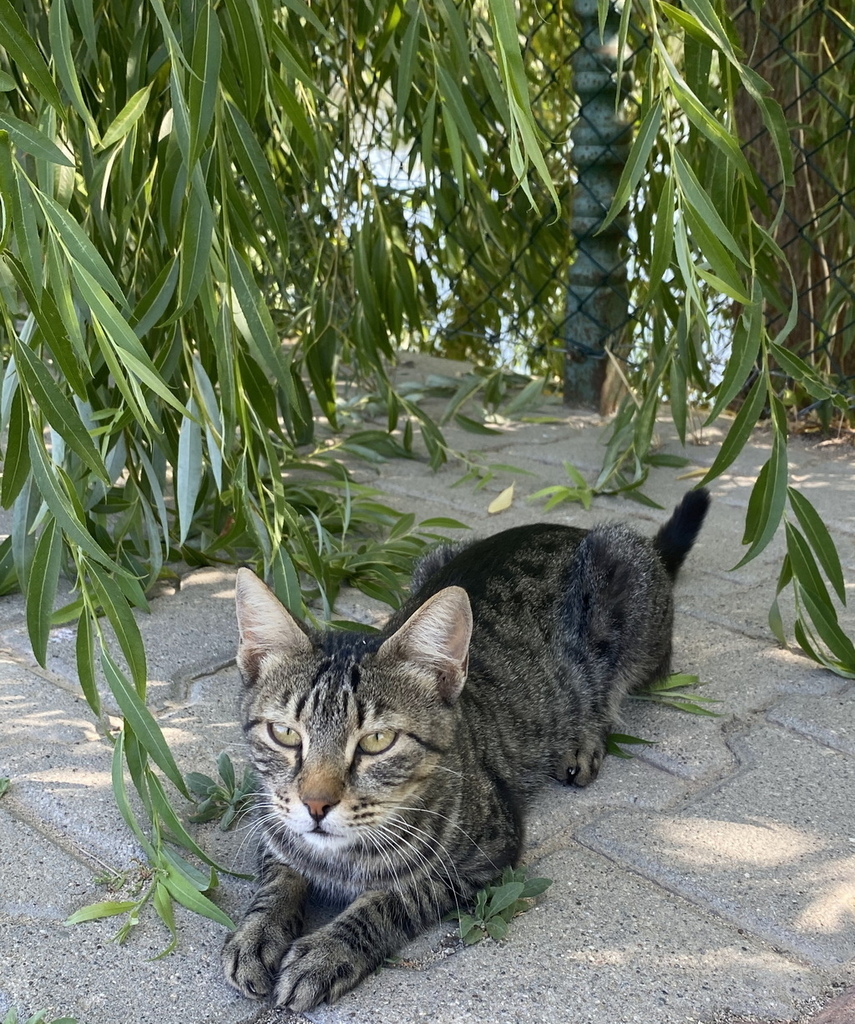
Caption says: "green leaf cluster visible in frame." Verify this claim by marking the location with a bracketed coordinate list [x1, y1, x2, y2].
[609, 674, 722, 759]
[632, 673, 722, 717]
[2, 1012, 76, 1024]
[771, 489, 854, 678]
[529, 462, 594, 511]
[187, 752, 256, 831]
[450, 867, 553, 945]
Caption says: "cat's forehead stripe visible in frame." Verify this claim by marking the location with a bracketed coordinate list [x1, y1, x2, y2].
[319, 630, 383, 658]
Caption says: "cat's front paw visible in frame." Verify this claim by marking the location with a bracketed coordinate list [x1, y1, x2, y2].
[222, 911, 299, 1001]
[274, 931, 369, 1011]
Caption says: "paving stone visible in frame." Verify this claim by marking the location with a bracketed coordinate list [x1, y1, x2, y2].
[308, 846, 817, 1024]
[524, 758, 692, 854]
[237, 1011, 311, 1024]
[670, 615, 848, 720]
[0, 813, 95, 923]
[600, 617, 745, 784]
[1, 900, 246, 1024]
[579, 721, 855, 968]
[0, 657, 141, 868]
[767, 691, 855, 756]
[1, 567, 240, 713]
[0, 810, 255, 1024]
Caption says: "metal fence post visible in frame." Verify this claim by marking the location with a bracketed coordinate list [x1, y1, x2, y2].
[565, 0, 632, 409]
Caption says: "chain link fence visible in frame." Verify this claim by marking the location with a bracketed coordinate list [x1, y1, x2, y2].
[733, 1, 855, 381]
[361, 2, 854, 408]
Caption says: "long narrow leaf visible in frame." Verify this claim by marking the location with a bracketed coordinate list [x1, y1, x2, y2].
[188, 3, 221, 166]
[75, 608, 101, 717]
[788, 489, 846, 603]
[110, 729, 156, 858]
[13, 338, 109, 482]
[101, 650, 189, 799]
[6, 254, 90, 394]
[48, 0, 99, 139]
[0, 112, 73, 166]
[88, 563, 148, 697]
[163, 864, 234, 928]
[601, 98, 662, 231]
[27, 433, 123, 572]
[0, 132, 43, 293]
[734, 426, 788, 567]
[0, 0, 64, 114]
[701, 374, 767, 486]
[26, 516, 63, 666]
[65, 900, 138, 925]
[177, 397, 203, 545]
[797, 584, 855, 670]
[0, 384, 31, 508]
[147, 772, 231, 872]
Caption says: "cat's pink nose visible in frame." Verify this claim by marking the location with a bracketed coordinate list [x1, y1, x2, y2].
[303, 797, 337, 822]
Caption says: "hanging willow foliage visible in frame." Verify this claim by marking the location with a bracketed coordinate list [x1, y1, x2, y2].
[593, 0, 854, 678]
[0, 0, 563, 936]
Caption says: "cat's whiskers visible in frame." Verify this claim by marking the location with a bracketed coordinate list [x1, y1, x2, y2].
[390, 803, 501, 876]
[358, 825, 411, 900]
[368, 820, 448, 924]
[233, 805, 278, 846]
[234, 802, 292, 866]
[380, 814, 466, 915]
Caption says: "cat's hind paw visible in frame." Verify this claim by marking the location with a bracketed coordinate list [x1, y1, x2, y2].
[222, 911, 297, 1001]
[557, 741, 605, 788]
[274, 931, 366, 1011]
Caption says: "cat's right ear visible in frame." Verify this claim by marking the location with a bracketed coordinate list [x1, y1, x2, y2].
[234, 568, 312, 684]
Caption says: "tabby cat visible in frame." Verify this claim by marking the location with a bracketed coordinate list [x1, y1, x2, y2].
[223, 489, 710, 1010]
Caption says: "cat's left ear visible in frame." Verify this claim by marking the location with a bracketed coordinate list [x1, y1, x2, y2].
[379, 586, 472, 703]
[234, 568, 313, 684]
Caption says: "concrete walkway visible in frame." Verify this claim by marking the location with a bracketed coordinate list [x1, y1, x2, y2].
[2, 357, 854, 1024]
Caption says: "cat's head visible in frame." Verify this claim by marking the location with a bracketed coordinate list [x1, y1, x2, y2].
[234, 568, 472, 855]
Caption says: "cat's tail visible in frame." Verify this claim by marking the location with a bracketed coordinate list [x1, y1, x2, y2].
[653, 488, 711, 579]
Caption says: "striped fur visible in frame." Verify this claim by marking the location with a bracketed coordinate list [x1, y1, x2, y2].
[223, 491, 709, 1010]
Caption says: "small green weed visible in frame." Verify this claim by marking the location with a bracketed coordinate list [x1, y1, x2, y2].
[0, 777, 10, 797]
[2, 1010, 77, 1024]
[186, 752, 256, 830]
[450, 867, 552, 945]
[606, 733, 657, 758]
[452, 460, 534, 492]
[632, 673, 721, 717]
[608, 673, 722, 756]
[529, 461, 594, 511]
[66, 861, 163, 949]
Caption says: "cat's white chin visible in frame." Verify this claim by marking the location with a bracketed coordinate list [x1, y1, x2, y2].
[299, 829, 352, 853]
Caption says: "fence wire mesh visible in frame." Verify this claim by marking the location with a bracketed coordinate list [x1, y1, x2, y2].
[733, 1, 855, 383]
[350, 3, 853, 401]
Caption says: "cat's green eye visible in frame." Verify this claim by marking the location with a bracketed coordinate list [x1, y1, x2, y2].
[358, 730, 397, 755]
[269, 722, 301, 748]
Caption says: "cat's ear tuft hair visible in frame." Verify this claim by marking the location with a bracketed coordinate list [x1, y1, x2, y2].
[234, 568, 312, 684]
[380, 586, 473, 703]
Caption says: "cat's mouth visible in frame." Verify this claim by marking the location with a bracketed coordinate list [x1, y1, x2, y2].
[301, 824, 351, 851]
[301, 818, 347, 840]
